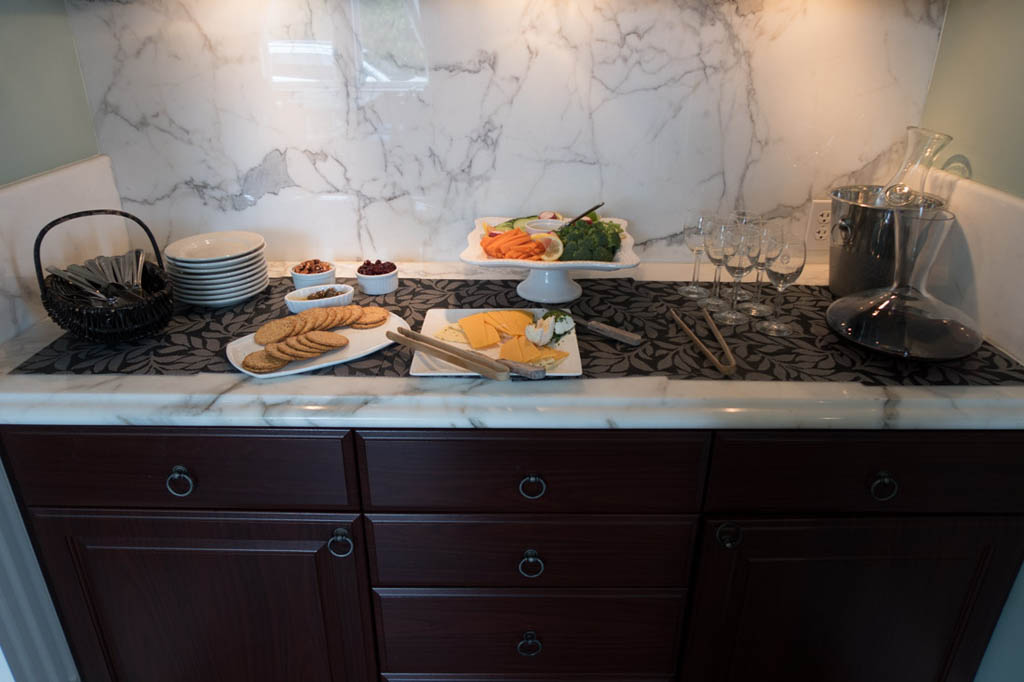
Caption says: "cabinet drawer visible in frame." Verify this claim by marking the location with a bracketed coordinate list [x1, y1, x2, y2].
[707, 431, 1024, 513]
[366, 515, 696, 587]
[358, 430, 709, 512]
[374, 588, 685, 675]
[2, 427, 357, 510]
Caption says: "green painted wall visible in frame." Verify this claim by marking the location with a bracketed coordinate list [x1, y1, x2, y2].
[0, 0, 97, 187]
[922, 0, 1024, 199]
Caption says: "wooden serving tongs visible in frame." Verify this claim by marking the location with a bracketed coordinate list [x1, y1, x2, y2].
[386, 327, 547, 380]
[668, 307, 737, 376]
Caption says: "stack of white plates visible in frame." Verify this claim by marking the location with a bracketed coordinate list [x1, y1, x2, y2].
[165, 231, 269, 307]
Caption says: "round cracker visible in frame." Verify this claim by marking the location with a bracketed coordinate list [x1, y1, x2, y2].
[305, 331, 350, 348]
[291, 335, 334, 352]
[242, 350, 288, 372]
[323, 307, 345, 329]
[254, 317, 295, 346]
[357, 306, 389, 324]
[272, 341, 318, 359]
[283, 337, 324, 358]
[265, 343, 296, 363]
[290, 315, 312, 336]
[344, 305, 364, 326]
[351, 318, 387, 330]
[299, 307, 329, 330]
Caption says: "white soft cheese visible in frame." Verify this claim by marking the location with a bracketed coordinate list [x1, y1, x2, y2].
[524, 317, 554, 346]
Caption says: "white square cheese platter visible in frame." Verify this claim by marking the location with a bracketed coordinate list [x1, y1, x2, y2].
[410, 308, 583, 377]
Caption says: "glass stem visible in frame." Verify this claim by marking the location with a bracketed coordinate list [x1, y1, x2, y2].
[775, 287, 785, 316]
[690, 252, 702, 285]
[731, 277, 741, 311]
[753, 268, 764, 304]
[712, 266, 722, 298]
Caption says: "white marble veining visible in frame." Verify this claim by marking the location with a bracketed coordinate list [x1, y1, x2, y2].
[66, 0, 947, 262]
[0, 156, 129, 344]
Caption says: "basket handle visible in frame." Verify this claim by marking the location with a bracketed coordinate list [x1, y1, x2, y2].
[33, 209, 165, 292]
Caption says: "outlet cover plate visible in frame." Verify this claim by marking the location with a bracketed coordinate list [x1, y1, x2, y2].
[807, 199, 832, 253]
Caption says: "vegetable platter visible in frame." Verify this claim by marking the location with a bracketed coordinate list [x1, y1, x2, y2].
[460, 216, 639, 304]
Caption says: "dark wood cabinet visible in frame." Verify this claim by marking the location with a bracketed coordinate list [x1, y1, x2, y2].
[3, 426, 1022, 682]
[681, 517, 1024, 682]
[26, 509, 375, 682]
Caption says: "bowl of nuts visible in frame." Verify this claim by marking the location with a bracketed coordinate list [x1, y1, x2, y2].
[291, 258, 335, 288]
[356, 259, 398, 295]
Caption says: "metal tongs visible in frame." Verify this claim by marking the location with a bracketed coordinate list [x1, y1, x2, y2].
[669, 307, 737, 376]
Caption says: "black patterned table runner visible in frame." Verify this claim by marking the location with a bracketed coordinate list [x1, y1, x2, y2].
[13, 278, 1024, 386]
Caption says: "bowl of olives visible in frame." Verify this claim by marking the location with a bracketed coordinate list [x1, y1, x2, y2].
[285, 283, 354, 313]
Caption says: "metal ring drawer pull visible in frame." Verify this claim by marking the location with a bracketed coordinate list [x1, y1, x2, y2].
[165, 465, 195, 498]
[716, 522, 742, 550]
[518, 549, 545, 578]
[870, 471, 899, 502]
[327, 528, 354, 558]
[518, 475, 547, 500]
[517, 630, 542, 657]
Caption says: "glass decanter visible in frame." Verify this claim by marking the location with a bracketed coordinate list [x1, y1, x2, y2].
[880, 126, 953, 207]
[825, 207, 983, 360]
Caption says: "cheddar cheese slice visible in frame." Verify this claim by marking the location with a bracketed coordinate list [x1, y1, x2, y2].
[458, 313, 500, 349]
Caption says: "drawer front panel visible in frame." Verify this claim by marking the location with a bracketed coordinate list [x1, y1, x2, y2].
[707, 431, 1024, 513]
[358, 430, 709, 512]
[2, 428, 357, 509]
[374, 588, 685, 675]
[367, 515, 696, 587]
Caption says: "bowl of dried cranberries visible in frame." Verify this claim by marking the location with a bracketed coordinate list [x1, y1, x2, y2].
[356, 259, 398, 295]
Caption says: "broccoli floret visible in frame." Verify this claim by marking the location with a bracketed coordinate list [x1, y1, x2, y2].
[557, 220, 621, 261]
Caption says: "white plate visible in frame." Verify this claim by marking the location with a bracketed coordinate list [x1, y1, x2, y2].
[166, 248, 266, 272]
[165, 231, 266, 262]
[171, 267, 269, 293]
[410, 308, 582, 378]
[460, 217, 639, 270]
[168, 259, 267, 282]
[227, 312, 408, 378]
[175, 278, 269, 306]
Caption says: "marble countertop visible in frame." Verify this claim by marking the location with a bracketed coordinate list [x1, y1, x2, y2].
[2, 262, 1022, 431]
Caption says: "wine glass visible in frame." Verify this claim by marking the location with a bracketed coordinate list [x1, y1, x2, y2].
[714, 223, 761, 326]
[738, 217, 784, 317]
[756, 235, 807, 337]
[678, 212, 712, 299]
[730, 212, 760, 302]
[698, 216, 730, 312]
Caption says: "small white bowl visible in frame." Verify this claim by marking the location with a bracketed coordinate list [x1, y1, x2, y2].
[290, 262, 336, 288]
[356, 268, 398, 296]
[285, 284, 354, 313]
[524, 218, 567, 234]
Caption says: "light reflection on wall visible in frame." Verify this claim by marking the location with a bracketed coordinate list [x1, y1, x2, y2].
[351, 0, 428, 96]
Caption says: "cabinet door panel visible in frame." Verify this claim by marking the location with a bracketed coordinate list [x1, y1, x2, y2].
[374, 588, 685, 676]
[29, 509, 375, 682]
[681, 517, 1024, 682]
[366, 514, 696, 587]
[358, 430, 709, 513]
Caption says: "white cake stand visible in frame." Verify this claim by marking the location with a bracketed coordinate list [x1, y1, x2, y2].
[459, 217, 640, 303]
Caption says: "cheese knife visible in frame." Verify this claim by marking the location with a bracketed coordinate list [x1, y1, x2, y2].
[571, 314, 644, 346]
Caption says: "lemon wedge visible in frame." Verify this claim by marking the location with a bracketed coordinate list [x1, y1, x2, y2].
[531, 232, 563, 261]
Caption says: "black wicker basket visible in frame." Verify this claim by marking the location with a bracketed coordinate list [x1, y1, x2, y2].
[33, 209, 174, 344]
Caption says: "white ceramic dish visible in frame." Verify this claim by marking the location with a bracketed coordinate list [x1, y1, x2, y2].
[357, 268, 398, 295]
[166, 247, 266, 272]
[175, 277, 269, 306]
[524, 218, 567, 234]
[460, 217, 639, 303]
[285, 284, 355, 313]
[172, 273, 269, 297]
[165, 231, 266, 262]
[168, 259, 267, 282]
[227, 311, 408, 378]
[290, 263, 336, 288]
[410, 308, 582, 378]
[171, 265, 268, 289]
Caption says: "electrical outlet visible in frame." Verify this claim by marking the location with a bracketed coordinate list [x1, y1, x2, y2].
[807, 199, 832, 252]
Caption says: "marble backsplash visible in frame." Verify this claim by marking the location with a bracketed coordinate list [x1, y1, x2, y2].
[66, 0, 947, 261]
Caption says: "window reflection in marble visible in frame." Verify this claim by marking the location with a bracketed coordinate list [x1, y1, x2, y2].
[265, 40, 337, 88]
[352, 0, 428, 95]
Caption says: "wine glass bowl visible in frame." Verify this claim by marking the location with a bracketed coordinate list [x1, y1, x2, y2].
[679, 212, 712, 299]
[713, 225, 761, 326]
[755, 235, 807, 337]
[698, 217, 731, 312]
[738, 217, 784, 317]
